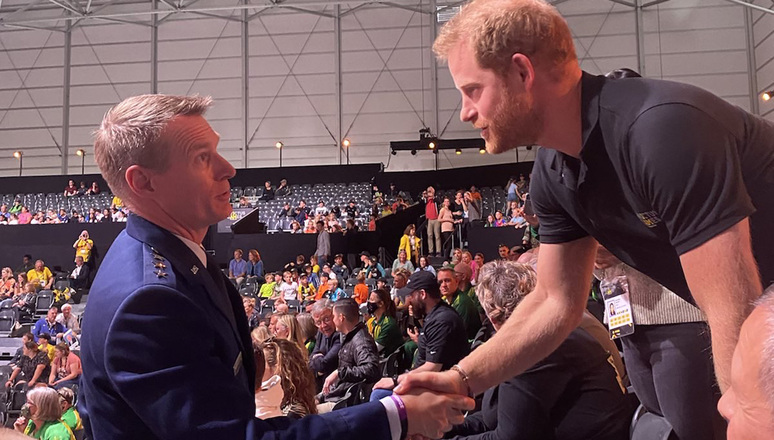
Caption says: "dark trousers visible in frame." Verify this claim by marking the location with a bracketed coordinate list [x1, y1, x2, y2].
[621, 322, 726, 440]
[441, 231, 453, 259]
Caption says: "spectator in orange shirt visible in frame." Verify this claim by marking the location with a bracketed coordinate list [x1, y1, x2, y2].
[314, 273, 331, 300]
[353, 272, 369, 305]
[469, 185, 482, 201]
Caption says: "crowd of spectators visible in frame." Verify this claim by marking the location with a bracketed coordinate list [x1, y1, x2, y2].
[229, 205, 654, 440]
[0, 179, 128, 225]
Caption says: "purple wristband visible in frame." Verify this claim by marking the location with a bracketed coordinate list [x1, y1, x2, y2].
[390, 394, 408, 440]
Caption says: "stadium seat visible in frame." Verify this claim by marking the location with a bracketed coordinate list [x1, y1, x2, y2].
[239, 286, 256, 299]
[381, 349, 404, 377]
[54, 279, 70, 292]
[6, 383, 27, 424]
[331, 383, 363, 411]
[630, 405, 676, 440]
[260, 300, 275, 317]
[35, 290, 54, 315]
[286, 300, 301, 313]
[0, 310, 14, 333]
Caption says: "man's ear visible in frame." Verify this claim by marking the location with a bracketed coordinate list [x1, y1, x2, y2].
[124, 165, 155, 200]
[510, 53, 536, 92]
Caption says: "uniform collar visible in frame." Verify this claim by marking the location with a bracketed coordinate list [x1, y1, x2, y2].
[173, 234, 207, 268]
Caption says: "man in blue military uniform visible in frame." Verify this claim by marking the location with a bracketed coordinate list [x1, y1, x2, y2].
[80, 94, 473, 440]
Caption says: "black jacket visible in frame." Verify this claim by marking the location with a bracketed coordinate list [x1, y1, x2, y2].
[327, 323, 380, 400]
[310, 331, 342, 383]
[445, 328, 630, 440]
[71, 264, 90, 290]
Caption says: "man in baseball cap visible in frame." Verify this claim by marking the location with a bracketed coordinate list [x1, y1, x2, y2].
[371, 270, 470, 401]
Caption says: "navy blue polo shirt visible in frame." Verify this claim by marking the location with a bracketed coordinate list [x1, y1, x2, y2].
[531, 72, 774, 301]
[416, 300, 469, 370]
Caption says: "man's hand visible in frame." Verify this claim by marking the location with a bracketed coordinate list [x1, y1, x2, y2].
[407, 327, 419, 343]
[394, 370, 464, 397]
[322, 370, 338, 395]
[400, 387, 474, 439]
[372, 376, 395, 391]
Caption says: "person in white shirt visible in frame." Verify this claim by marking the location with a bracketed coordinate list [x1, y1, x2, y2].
[69, 256, 90, 290]
[56, 303, 80, 335]
[314, 201, 329, 217]
[278, 270, 300, 301]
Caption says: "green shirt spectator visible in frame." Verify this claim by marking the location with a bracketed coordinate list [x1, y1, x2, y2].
[61, 406, 83, 432]
[259, 281, 276, 299]
[462, 285, 484, 315]
[24, 419, 75, 440]
[445, 289, 482, 341]
[366, 313, 404, 356]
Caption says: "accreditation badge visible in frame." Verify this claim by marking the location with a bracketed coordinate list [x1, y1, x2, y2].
[600, 276, 634, 339]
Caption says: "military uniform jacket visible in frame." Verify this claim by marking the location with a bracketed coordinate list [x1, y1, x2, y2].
[79, 214, 392, 440]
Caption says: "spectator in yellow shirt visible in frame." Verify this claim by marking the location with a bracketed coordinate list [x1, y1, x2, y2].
[110, 196, 123, 210]
[37, 333, 56, 363]
[27, 260, 54, 290]
[258, 273, 276, 299]
[298, 274, 316, 301]
[73, 230, 94, 262]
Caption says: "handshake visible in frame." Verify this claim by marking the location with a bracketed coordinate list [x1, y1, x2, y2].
[382, 370, 474, 440]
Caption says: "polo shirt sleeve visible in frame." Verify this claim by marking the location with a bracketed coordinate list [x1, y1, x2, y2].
[530, 161, 589, 244]
[626, 103, 754, 255]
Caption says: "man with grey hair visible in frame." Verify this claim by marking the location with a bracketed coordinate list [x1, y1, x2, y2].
[55, 303, 79, 334]
[309, 299, 341, 391]
[719, 284, 774, 439]
[80, 94, 473, 440]
[440, 260, 630, 439]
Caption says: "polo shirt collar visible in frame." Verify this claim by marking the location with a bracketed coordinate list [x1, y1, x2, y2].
[580, 71, 605, 151]
[556, 71, 605, 191]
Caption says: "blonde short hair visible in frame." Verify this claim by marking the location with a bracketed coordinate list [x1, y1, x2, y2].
[476, 260, 537, 325]
[27, 387, 63, 422]
[93, 94, 212, 199]
[251, 325, 271, 344]
[433, 0, 576, 75]
[276, 314, 306, 353]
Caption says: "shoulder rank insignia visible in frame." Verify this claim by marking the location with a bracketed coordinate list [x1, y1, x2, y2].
[154, 270, 168, 278]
